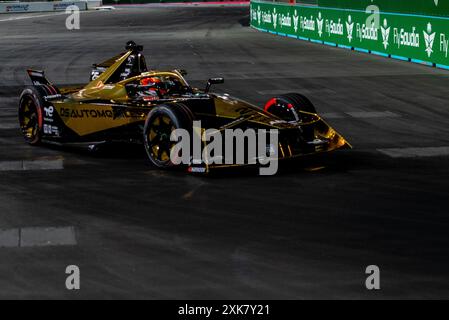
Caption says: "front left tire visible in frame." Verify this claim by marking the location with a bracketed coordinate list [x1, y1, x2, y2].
[143, 103, 194, 169]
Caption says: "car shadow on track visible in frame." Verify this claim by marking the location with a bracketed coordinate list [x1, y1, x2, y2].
[41, 141, 368, 178]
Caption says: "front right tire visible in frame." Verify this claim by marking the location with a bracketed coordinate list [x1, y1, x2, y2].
[143, 103, 194, 169]
[264, 93, 317, 122]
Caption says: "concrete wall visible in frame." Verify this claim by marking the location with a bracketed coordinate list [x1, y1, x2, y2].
[0, 1, 102, 13]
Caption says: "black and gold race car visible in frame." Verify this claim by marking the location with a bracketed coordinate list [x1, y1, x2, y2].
[19, 41, 350, 173]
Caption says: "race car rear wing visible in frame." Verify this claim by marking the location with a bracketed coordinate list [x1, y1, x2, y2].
[26, 69, 61, 97]
[27, 69, 53, 86]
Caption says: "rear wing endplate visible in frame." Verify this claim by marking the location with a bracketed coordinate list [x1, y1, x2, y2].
[27, 69, 52, 86]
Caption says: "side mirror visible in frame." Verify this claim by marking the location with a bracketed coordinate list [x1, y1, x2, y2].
[205, 77, 224, 93]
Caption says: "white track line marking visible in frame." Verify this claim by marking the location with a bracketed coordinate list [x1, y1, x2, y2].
[346, 111, 400, 118]
[378, 146, 449, 158]
[321, 111, 400, 119]
[0, 229, 19, 248]
[0, 10, 95, 23]
[256, 89, 335, 95]
[0, 12, 68, 23]
[0, 159, 64, 171]
[321, 112, 346, 119]
[0, 226, 76, 248]
[0, 123, 18, 130]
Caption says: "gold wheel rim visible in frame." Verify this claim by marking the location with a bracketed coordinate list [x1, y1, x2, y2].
[148, 115, 177, 163]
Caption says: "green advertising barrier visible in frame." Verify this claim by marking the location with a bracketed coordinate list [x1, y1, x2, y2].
[318, 0, 449, 17]
[250, 1, 449, 69]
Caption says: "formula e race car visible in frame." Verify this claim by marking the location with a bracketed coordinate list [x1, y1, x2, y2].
[18, 41, 350, 173]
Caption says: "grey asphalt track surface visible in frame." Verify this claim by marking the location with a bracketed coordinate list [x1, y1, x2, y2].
[1, 6, 449, 299]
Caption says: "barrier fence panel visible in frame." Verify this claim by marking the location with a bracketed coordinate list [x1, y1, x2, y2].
[250, 0, 449, 68]
[0, 1, 88, 13]
[318, 0, 449, 17]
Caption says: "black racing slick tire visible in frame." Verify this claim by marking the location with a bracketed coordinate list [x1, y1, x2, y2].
[264, 93, 317, 122]
[143, 103, 194, 169]
[18, 86, 48, 145]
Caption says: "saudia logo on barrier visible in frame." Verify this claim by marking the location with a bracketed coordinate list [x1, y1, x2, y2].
[250, 1, 449, 66]
[440, 32, 449, 57]
[346, 15, 354, 42]
[317, 12, 324, 37]
[393, 26, 420, 49]
[299, 14, 315, 33]
[424, 23, 437, 57]
[381, 19, 391, 49]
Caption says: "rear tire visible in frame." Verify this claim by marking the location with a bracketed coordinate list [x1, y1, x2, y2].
[264, 93, 317, 122]
[18, 86, 47, 145]
[143, 103, 194, 169]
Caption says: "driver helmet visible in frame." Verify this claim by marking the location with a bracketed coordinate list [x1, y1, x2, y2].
[140, 77, 167, 96]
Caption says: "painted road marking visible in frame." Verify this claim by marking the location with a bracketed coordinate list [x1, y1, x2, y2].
[0, 10, 97, 23]
[320, 111, 400, 119]
[346, 111, 400, 118]
[378, 146, 449, 158]
[0, 159, 64, 171]
[321, 112, 346, 119]
[0, 227, 76, 248]
[0, 229, 19, 248]
[0, 123, 18, 130]
[0, 12, 67, 23]
[257, 89, 335, 95]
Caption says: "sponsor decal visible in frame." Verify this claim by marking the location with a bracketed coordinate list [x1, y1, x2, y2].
[6, 4, 29, 12]
[187, 167, 207, 173]
[394, 26, 420, 49]
[54, 2, 76, 11]
[44, 94, 62, 101]
[440, 33, 449, 57]
[59, 108, 114, 119]
[43, 124, 60, 136]
[356, 22, 379, 42]
[43, 106, 55, 123]
[300, 15, 315, 33]
[279, 12, 291, 29]
[262, 10, 272, 25]
[325, 18, 344, 37]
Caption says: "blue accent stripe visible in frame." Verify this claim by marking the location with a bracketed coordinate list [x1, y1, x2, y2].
[371, 51, 389, 57]
[391, 55, 409, 61]
[354, 47, 369, 53]
[411, 59, 432, 65]
[437, 64, 449, 70]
